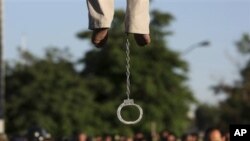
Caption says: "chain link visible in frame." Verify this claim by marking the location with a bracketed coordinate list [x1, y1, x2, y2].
[117, 37, 143, 124]
[125, 38, 130, 100]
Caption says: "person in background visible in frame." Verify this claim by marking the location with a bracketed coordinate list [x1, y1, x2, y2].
[204, 127, 223, 141]
[160, 130, 170, 141]
[104, 135, 113, 141]
[221, 132, 229, 141]
[181, 133, 193, 141]
[190, 133, 199, 141]
[134, 132, 145, 141]
[78, 133, 88, 141]
[166, 132, 177, 141]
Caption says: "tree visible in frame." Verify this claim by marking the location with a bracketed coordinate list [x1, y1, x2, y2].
[195, 104, 220, 131]
[6, 48, 96, 136]
[77, 10, 195, 136]
[6, 10, 195, 136]
[213, 34, 250, 129]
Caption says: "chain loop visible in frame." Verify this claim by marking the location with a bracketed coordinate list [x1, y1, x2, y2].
[125, 38, 130, 100]
[117, 36, 143, 125]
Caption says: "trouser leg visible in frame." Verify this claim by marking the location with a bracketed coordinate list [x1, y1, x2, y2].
[86, 0, 115, 30]
[125, 0, 150, 34]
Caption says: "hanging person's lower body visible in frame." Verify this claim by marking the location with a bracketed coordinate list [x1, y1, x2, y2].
[86, 0, 151, 47]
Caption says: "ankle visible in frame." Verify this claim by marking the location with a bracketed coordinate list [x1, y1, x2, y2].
[92, 28, 109, 48]
[134, 34, 151, 46]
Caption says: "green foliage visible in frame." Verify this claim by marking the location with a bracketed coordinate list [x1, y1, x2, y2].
[6, 48, 96, 136]
[217, 34, 250, 128]
[195, 34, 250, 131]
[236, 33, 250, 55]
[195, 104, 221, 130]
[77, 10, 194, 136]
[6, 10, 195, 136]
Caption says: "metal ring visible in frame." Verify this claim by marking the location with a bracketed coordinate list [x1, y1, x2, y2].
[117, 99, 143, 124]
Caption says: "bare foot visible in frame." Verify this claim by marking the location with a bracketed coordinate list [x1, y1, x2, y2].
[91, 28, 109, 48]
[134, 34, 151, 46]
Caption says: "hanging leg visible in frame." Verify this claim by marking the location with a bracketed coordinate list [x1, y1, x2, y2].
[125, 0, 150, 34]
[87, 0, 114, 30]
[86, 0, 114, 47]
[125, 0, 151, 46]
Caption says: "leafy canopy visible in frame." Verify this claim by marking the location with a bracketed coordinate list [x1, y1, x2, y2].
[6, 10, 195, 136]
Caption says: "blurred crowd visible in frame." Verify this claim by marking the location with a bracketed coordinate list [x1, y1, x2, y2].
[3, 127, 230, 141]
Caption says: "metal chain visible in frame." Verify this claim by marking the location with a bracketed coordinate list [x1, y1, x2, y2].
[117, 37, 143, 124]
[125, 38, 130, 100]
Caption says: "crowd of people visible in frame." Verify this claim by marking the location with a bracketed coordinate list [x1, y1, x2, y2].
[69, 127, 229, 141]
[6, 127, 229, 141]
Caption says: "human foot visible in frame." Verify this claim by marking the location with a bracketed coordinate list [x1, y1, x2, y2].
[91, 28, 109, 48]
[134, 34, 151, 46]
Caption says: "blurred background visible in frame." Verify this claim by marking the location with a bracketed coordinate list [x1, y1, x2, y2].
[1, 0, 250, 141]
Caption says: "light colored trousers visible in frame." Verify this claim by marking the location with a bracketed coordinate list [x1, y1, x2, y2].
[86, 0, 150, 34]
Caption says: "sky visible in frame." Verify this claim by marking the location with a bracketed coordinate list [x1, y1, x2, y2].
[4, 0, 250, 105]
